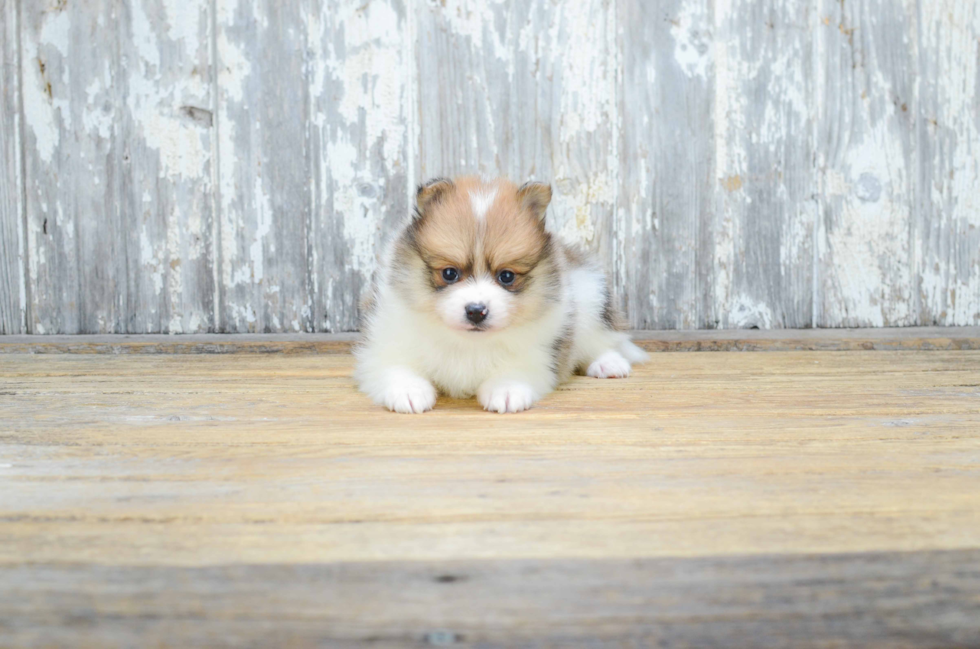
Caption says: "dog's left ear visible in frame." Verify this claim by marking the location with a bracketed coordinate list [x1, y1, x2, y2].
[517, 181, 552, 222]
[415, 177, 455, 218]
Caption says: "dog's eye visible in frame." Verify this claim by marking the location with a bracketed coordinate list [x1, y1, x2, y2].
[441, 267, 460, 283]
[497, 270, 516, 286]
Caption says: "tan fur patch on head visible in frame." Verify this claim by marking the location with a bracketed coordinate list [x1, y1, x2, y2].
[410, 175, 553, 288]
[482, 179, 551, 280]
[411, 178, 478, 281]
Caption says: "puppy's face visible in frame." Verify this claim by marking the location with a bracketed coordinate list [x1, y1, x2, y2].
[397, 176, 557, 333]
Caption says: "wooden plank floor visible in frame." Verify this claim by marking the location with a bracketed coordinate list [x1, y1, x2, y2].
[1, 341, 980, 647]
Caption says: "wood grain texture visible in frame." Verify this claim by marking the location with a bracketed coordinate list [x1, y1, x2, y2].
[0, 350, 979, 645]
[215, 0, 411, 334]
[815, 0, 917, 327]
[0, 0, 24, 334]
[3, 1, 980, 332]
[214, 0, 313, 333]
[1, 552, 978, 648]
[2, 327, 980, 354]
[20, 0, 215, 335]
[916, 1, 980, 326]
[1, 351, 979, 565]
[707, 0, 815, 329]
[308, 0, 412, 333]
[417, 0, 618, 270]
[616, 0, 706, 330]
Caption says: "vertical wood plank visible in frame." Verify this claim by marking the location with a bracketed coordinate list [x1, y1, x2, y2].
[916, 1, 980, 326]
[705, 0, 815, 329]
[120, 0, 216, 334]
[0, 0, 25, 333]
[814, 0, 917, 327]
[215, 0, 312, 333]
[307, 0, 413, 333]
[617, 0, 710, 329]
[20, 0, 215, 334]
[21, 0, 88, 333]
[416, 0, 618, 271]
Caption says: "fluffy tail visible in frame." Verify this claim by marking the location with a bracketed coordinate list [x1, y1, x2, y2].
[619, 338, 650, 364]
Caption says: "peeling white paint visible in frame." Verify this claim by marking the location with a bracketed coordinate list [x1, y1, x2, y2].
[143, 113, 208, 179]
[140, 227, 165, 297]
[250, 174, 272, 283]
[918, 1, 980, 325]
[826, 125, 914, 327]
[217, 31, 251, 103]
[306, 0, 412, 329]
[161, 0, 202, 46]
[22, 25, 65, 164]
[326, 1, 406, 171]
[671, 0, 711, 79]
[10, 0, 980, 334]
[127, 1, 209, 181]
[82, 77, 113, 139]
[728, 296, 774, 329]
[552, 172, 615, 247]
[39, 10, 70, 57]
[328, 137, 376, 274]
[129, 0, 161, 70]
[440, 0, 510, 69]
[555, 0, 614, 144]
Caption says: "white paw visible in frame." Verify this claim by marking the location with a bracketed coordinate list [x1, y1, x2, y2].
[478, 380, 538, 414]
[381, 370, 437, 414]
[587, 350, 631, 379]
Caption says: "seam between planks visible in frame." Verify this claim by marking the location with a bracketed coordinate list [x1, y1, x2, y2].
[15, 0, 29, 334]
[209, 0, 222, 332]
[208, 0, 222, 333]
[208, 0, 222, 332]
[810, 0, 820, 330]
[911, 0, 923, 325]
[610, 0, 622, 319]
[1, 327, 979, 354]
[406, 0, 418, 234]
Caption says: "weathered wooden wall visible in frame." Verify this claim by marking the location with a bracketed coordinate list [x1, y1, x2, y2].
[0, 0, 977, 334]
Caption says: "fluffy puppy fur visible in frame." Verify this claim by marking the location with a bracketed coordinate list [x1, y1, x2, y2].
[356, 175, 648, 414]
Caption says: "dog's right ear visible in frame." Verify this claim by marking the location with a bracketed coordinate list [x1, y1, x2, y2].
[414, 178, 455, 218]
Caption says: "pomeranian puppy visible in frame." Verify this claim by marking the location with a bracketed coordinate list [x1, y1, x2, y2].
[355, 175, 648, 414]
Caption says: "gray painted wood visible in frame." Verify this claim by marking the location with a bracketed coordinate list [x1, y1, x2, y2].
[617, 0, 708, 330]
[22, 0, 106, 334]
[417, 0, 619, 272]
[307, 0, 412, 333]
[2, 0, 980, 332]
[1, 551, 978, 647]
[815, 0, 917, 327]
[214, 0, 411, 334]
[0, 0, 24, 334]
[20, 0, 215, 334]
[916, 2, 980, 326]
[706, 0, 816, 329]
[215, 0, 313, 333]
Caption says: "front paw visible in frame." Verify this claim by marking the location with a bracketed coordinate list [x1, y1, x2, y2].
[478, 379, 538, 414]
[587, 350, 631, 378]
[381, 370, 437, 414]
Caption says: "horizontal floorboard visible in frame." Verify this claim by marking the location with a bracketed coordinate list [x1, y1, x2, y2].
[1, 326, 979, 354]
[2, 551, 978, 648]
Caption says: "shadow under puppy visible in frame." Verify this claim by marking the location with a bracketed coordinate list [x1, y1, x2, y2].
[356, 176, 648, 413]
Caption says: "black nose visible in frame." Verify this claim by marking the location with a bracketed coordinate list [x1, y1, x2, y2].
[465, 303, 488, 324]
